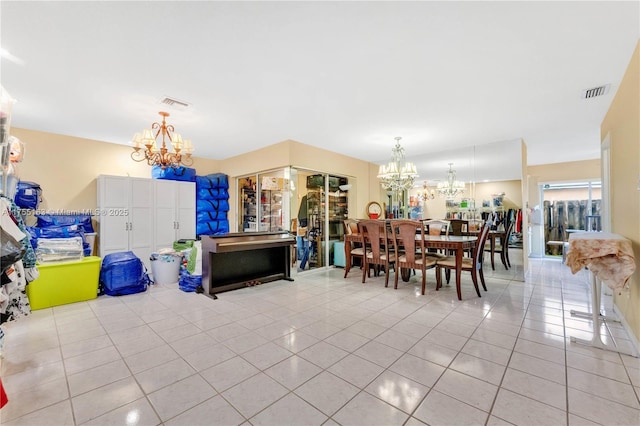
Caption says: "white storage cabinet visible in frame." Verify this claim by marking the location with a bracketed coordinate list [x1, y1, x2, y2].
[97, 175, 195, 269]
[154, 179, 196, 251]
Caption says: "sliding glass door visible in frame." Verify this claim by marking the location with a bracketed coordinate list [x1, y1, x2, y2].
[291, 168, 354, 271]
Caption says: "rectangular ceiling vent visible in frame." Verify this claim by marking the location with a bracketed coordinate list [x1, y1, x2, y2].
[160, 96, 190, 109]
[581, 84, 610, 99]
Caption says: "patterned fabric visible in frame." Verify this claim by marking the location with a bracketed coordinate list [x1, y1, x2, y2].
[1, 196, 37, 269]
[566, 232, 636, 294]
[0, 197, 35, 324]
[0, 260, 31, 323]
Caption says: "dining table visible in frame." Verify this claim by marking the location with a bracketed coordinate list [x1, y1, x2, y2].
[344, 231, 478, 298]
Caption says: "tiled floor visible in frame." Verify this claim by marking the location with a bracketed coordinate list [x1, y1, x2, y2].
[1, 254, 639, 425]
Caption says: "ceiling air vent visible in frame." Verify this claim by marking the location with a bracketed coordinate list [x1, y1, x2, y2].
[581, 84, 610, 99]
[160, 96, 190, 109]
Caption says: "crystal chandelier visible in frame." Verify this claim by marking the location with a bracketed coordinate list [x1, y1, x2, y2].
[131, 111, 194, 169]
[437, 163, 465, 199]
[377, 137, 419, 193]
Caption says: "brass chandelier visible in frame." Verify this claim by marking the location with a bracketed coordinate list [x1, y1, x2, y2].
[418, 181, 435, 202]
[131, 111, 194, 169]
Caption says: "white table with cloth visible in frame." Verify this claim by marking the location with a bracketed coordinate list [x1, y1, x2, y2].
[566, 232, 637, 356]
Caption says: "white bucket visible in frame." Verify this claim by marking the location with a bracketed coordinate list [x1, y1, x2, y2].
[150, 254, 182, 284]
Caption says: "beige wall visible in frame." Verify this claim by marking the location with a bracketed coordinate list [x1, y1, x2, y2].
[9, 131, 377, 233]
[526, 159, 601, 211]
[601, 41, 640, 340]
[10, 128, 220, 213]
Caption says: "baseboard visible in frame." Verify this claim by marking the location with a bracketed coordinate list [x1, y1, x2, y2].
[613, 303, 640, 357]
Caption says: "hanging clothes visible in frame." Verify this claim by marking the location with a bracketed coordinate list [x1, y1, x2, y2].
[0, 260, 30, 323]
[1, 196, 38, 279]
[0, 196, 36, 324]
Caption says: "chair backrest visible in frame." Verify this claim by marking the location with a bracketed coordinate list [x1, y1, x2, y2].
[504, 219, 514, 239]
[468, 219, 484, 233]
[359, 219, 389, 264]
[343, 219, 359, 235]
[391, 220, 423, 265]
[475, 214, 494, 267]
[422, 219, 450, 236]
[449, 219, 468, 236]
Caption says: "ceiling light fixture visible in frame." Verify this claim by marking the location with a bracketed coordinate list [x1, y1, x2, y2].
[377, 137, 418, 217]
[131, 111, 194, 169]
[437, 163, 465, 199]
[377, 137, 419, 193]
[418, 181, 435, 202]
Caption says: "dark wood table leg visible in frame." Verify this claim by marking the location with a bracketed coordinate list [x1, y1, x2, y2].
[490, 236, 496, 270]
[344, 240, 351, 278]
[455, 248, 462, 300]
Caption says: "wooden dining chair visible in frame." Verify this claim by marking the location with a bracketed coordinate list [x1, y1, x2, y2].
[468, 219, 484, 233]
[422, 219, 450, 236]
[359, 219, 396, 287]
[343, 219, 364, 278]
[449, 219, 468, 236]
[463, 219, 484, 256]
[485, 219, 514, 270]
[391, 220, 437, 295]
[421, 219, 451, 258]
[435, 217, 492, 300]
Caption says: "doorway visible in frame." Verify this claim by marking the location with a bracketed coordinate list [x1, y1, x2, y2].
[539, 181, 601, 258]
[292, 168, 354, 272]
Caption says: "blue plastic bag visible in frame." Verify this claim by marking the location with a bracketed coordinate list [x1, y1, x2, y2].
[196, 220, 229, 236]
[196, 187, 229, 200]
[26, 225, 91, 256]
[99, 251, 151, 296]
[36, 214, 94, 233]
[196, 210, 227, 222]
[195, 174, 229, 189]
[178, 270, 202, 293]
[196, 199, 230, 212]
[15, 181, 42, 210]
[151, 165, 196, 182]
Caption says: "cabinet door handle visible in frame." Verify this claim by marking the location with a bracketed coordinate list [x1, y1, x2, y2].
[176, 222, 179, 230]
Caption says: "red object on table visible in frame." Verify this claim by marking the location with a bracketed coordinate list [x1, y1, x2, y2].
[0, 377, 8, 409]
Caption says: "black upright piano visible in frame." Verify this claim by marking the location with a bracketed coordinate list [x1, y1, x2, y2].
[201, 231, 296, 297]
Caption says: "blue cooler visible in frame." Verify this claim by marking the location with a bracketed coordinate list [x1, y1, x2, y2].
[333, 241, 346, 267]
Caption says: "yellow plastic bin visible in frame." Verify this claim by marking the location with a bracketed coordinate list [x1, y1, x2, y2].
[27, 256, 102, 310]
